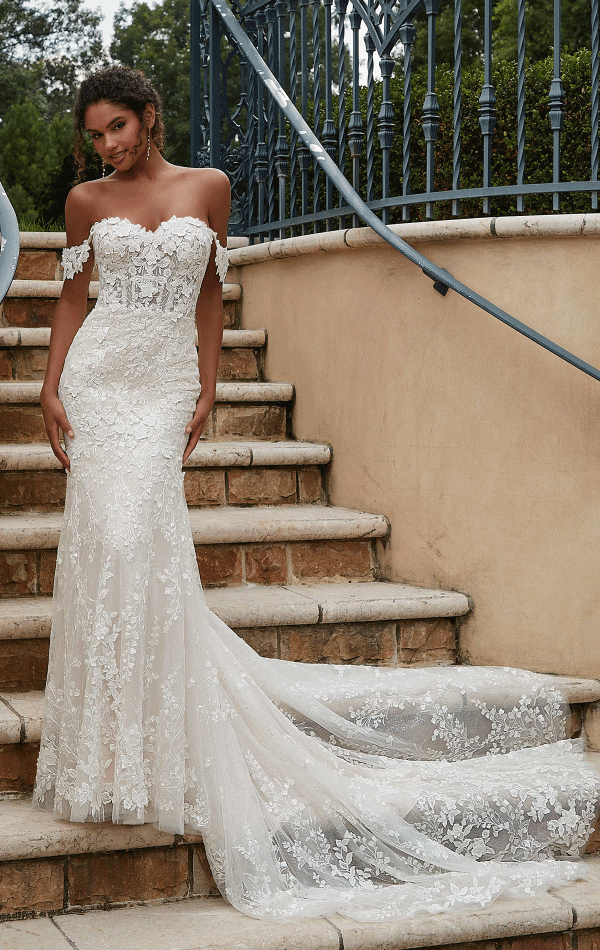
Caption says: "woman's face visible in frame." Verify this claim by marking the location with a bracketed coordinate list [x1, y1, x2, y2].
[84, 100, 151, 173]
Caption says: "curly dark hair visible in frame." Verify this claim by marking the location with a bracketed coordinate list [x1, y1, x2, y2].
[73, 64, 166, 181]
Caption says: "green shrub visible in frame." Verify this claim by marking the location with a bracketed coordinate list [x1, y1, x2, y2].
[354, 47, 597, 221]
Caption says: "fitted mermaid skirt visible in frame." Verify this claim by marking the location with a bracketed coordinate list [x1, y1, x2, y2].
[33, 216, 600, 920]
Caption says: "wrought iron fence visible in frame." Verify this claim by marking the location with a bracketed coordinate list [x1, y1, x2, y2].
[191, 0, 600, 238]
[192, 0, 600, 383]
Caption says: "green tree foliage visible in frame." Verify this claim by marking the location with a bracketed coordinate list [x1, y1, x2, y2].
[0, 0, 105, 120]
[0, 0, 106, 223]
[493, 0, 591, 61]
[111, 0, 191, 166]
[411, 0, 484, 69]
[410, 0, 591, 68]
[0, 100, 72, 218]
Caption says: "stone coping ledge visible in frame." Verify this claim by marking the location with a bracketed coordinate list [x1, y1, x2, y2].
[5, 279, 242, 300]
[0, 380, 293, 404]
[0, 505, 389, 549]
[228, 212, 600, 268]
[1, 856, 600, 950]
[0, 797, 200, 862]
[0, 440, 330, 472]
[0, 327, 265, 348]
[0, 581, 470, 642]
[17, 232, 249, 250]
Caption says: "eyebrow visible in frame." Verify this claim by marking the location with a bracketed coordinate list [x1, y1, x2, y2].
[85, 116, 126, 134]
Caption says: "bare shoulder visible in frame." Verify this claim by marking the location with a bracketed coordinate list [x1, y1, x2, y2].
[178, 166, 230, 188]
[182, 166, 229, 198]
[64, 182, 99, 245]
[176, 166, 230, 233]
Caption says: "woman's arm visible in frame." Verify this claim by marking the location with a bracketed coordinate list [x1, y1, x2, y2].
[183, 170, 231, 463]
[41, 186, 95, 471]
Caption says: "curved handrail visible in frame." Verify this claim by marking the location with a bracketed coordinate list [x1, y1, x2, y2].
[211, 0, 600, 384]
[0, 182, 19, 304]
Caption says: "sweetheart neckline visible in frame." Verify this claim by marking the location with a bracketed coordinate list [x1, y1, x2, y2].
[91, 214, 213, 237]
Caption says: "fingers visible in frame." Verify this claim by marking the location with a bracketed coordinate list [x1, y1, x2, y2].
[40, 392, 74, 471]
[58, 410, 74, 441]
[47, 423, 71, 472]
[43, 404, 73, 473]
[183, 409, 209, 464]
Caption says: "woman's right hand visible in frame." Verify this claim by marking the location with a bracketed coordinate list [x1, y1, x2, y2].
[41, 387, 73, 472]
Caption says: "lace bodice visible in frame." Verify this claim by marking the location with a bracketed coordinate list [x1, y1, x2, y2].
[61, 215, 228, 315]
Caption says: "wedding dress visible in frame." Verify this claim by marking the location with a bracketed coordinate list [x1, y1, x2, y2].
[32, 215, 600, 921]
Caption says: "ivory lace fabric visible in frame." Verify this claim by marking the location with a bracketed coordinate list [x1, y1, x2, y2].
[33, 216, 600, 921]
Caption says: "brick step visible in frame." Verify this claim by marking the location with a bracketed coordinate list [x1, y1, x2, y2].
[0, 327, 267, 382]
[0, 505, 389, 598]
[2, 857, 600, 948]
[0, 581, 469, 696]
[0, 380, 293, 444]
[0, 440, 329, 511]
[0, 757, 598, 925]
[0, 279, 242, 329]
[0, 797, 217, 921]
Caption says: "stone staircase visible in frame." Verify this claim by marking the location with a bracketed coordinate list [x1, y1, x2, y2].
[0, 233, 600, 945]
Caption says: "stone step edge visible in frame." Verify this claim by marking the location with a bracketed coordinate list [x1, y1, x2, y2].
[0, 327, 266, 349]
[5, 279, 241, 301]
[0, 380, 294, 404]
[0, 769, 598, 871]
[0, 796, 201, 862]
[18, 232, 249, 250]
[0, 671, 598, 748]
[0, 440, 331, 471]
[0, 505, 390, 550]
[11, 859, 600, 950]
[0, 581, 471, 641]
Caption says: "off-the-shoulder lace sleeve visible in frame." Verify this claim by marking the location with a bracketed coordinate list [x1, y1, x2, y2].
[214, 235, 228, 283]
[62, 237, 91, 280]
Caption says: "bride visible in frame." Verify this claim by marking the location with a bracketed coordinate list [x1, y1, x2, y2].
[32, 63, 600, 921]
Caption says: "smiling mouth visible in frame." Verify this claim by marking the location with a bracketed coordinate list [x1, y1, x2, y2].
[109, 151, 127, 162]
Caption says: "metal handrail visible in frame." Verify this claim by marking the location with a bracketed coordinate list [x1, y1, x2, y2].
[210, 0, 600, 384]
[0, 182, 19, 304]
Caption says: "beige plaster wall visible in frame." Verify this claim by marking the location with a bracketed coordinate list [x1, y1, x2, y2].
[230, 217, 600, 676]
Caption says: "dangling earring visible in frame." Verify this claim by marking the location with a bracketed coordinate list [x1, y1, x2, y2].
[102, 161, 106, 178]
[146, 127, 151, 162]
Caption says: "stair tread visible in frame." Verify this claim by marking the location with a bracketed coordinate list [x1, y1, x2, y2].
[0, 816, 600, 950]
[1, 859, 597, 950]
[0, 380, 293, 403]
[0, 787, 596, 896]
[1, 670, 598, 746]
[0, 327, 265, 348]
[0, 440, 330, 471]
[5, 279, 241, 301]
[0, 796, 199, 861]
[0, 505, 389, 549]
[0, 865, 599, 950]
[0, 581, 470, 641]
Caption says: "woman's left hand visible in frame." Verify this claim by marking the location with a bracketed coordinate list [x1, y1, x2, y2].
[183, 392, 214, 463]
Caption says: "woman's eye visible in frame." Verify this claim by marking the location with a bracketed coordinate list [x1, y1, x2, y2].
[114, 123, 124, 130]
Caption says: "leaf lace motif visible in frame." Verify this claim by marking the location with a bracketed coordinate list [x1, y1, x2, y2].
[61, 238, 91, 279]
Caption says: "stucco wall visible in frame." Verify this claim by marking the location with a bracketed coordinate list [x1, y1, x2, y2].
[228, 215, 600, 676]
